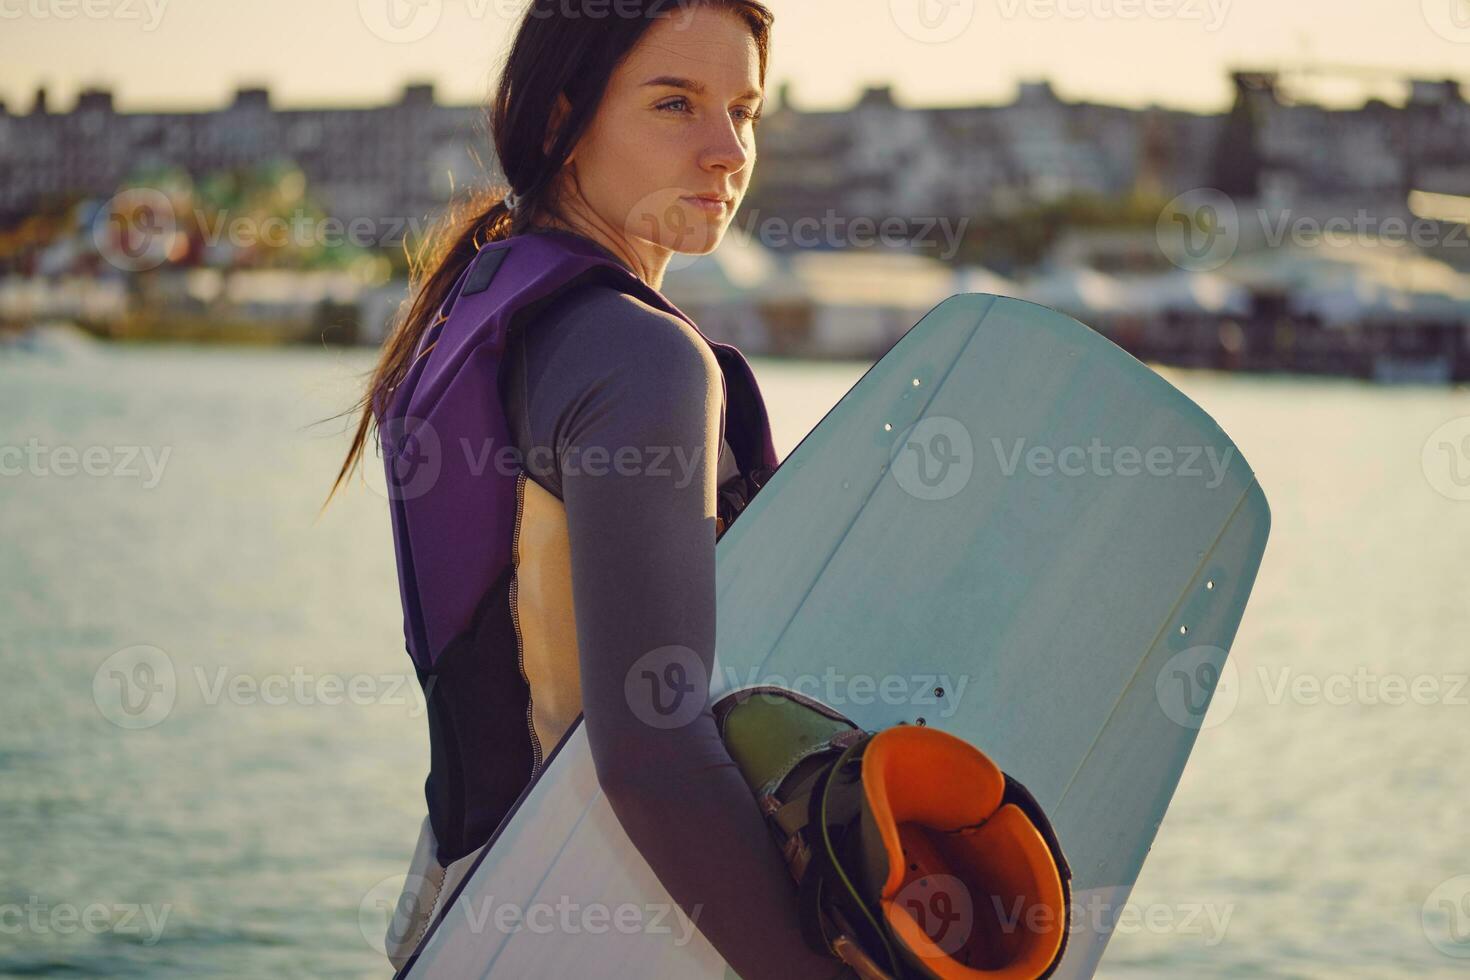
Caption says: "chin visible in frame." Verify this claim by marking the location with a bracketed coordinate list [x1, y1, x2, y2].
[675, 225, 726, 255]
[662, 203, 725, 254]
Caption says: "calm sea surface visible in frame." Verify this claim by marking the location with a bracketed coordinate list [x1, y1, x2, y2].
[1, 342, 1467, 978]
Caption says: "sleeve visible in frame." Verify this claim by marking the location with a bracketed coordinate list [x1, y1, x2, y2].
[514, 288, 856, 980]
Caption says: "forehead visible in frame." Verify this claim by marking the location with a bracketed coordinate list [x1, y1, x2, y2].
[615, 7, 763, 94]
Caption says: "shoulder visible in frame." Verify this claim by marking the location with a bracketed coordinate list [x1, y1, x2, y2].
[517, 285, 721, 451]
[534, 285, 718, 389]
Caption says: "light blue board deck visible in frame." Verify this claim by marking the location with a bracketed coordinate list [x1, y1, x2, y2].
[398, 294, 1271, 979]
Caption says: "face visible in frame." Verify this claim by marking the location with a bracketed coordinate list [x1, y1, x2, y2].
[554, 5, 763, 271]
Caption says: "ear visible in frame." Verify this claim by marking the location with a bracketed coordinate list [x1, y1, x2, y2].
[546, 93, 576, 164]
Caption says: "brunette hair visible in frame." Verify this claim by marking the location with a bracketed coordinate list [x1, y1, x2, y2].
[324, 0, 773, 509]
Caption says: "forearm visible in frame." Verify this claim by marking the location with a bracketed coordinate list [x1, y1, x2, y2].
[590, 698, 854, 978]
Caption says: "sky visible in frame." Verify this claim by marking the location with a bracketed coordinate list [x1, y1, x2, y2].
[1, 0, 1468, 115]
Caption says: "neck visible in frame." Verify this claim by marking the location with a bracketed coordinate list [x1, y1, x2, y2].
[529, 211, 671, 292]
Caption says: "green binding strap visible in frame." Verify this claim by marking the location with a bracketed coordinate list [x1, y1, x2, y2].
[806, 737, 904, 976]
[714, 687, 901, 973]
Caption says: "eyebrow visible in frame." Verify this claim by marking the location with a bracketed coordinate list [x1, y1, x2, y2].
[642, 75, 764, 102]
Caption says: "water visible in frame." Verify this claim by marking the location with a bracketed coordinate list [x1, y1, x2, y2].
[0, 344, 1466, 978]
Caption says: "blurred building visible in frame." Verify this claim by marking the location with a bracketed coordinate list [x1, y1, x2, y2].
[2, 72, 1467, 376]
[1213, 72, 1470, 203]
[0, 82, 485, 227]
[748, 79, 1220, 223]
[4, 72, 1467, 239]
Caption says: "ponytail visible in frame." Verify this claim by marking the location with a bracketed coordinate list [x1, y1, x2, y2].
[321, 185, 523, 512]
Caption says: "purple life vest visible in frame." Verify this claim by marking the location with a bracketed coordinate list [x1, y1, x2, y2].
[377, 228, 779, 862]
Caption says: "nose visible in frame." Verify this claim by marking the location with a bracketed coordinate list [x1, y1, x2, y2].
[700, 113, 752, 176]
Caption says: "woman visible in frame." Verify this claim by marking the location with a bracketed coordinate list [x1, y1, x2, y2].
[330, 2, 858, 977]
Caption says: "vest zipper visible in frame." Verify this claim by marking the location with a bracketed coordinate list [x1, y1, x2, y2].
[508, 470, 544, 774]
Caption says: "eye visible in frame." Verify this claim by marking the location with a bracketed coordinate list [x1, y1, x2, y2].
[656, 98, 763, 124]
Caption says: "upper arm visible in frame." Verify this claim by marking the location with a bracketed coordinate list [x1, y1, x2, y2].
[555, 294, 722, 511]
[530, 289, 724, 776]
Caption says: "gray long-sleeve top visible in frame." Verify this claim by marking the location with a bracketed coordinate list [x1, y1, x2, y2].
[501, 238, 853, 980]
